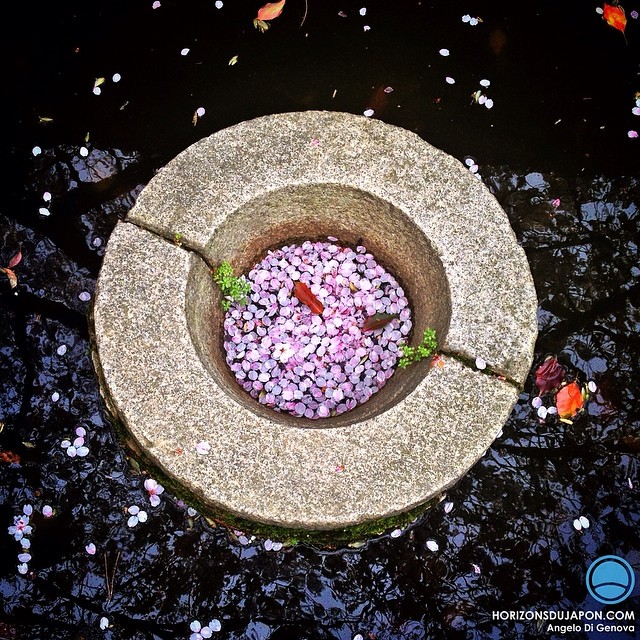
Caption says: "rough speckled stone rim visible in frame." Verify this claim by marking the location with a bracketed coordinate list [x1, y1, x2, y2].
[91, 111, 538, 531]
[188, 183, 451, 428]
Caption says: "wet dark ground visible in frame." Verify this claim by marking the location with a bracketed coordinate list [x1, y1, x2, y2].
[1, 1, 640, 639]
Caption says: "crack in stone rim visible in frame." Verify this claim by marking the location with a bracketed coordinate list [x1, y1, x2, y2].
[91, 111, 538, 529]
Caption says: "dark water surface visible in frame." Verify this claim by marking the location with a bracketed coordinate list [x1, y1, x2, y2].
[1, 1, 639, 638]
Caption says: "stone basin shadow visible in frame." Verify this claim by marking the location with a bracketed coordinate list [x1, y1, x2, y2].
[187, 183, 452, 427]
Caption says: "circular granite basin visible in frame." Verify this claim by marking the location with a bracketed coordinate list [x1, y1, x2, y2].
[91, 111, 538, 531]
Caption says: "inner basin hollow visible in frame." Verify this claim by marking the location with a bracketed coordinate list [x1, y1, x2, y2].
[186, 184, 452, 428]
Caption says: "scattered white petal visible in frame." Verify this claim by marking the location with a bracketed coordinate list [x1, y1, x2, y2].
[579, 515, 590, 529]
[73, 436, 85, 448]
[426, 540, 439, 552]
[152, 0, 161, 8]
[51, 392, 60, 402]
[92, 237, 103, 247]
[628, 130, 638, 138]
[18, 553, 31, 563]
[272, 541, 283, 551]
[196, 107, 206, 117]
[191, 621, 202, 633]
[439, 48, 450, 57]
[573, 518, 582, 531]
[66, 447, 77, 458]
[469, 163, 479, 174]
[100, 617, 109, 630]
[38, 207, 51, 217]
[21, 539, 31, 549]
[79, 146, 89, 157]
[196, 441, 211, 455]
[32, 146, 42, 156]
[353, 635, 364, 640]
[17, 563, 28, 575]
[383, 86, 394, 93]
[264, 539, 273, 551]
[128, 505, 140, 515]
[86, 543, 96, 555]
[587, 380, 597, 393]
[478, 94, 487, 105]
[485, 98, 494, 109]
[464, 157, 475, 167]
[42, 191, 52, 202]
[61, 440, 71, 449]
[187, 507, 198, 517]
[462, 14, 471, 22]
[238, 535, 249, 545]
[479, 79, 490, 87]
[209, 619, 222, 632]
[23, 505, 33, 516]
[76, 446, 90, 457]
[631, 107, 640, 116]
[79, 291, 92, 302]
[445, 76, 455, 84]
[537, 406, 548, 419]
[363, 108, 375, 117]
[470, 17, 479, 26]
[363, 25, 370, 31]
[215, 0, 223, 8]
[137, 510, 148, 523]
[472, 563, 481, 574]
[42, 505, 53, 518]
[181, 48, 190, 56]
[93, 87, 102, 96]
[531, 396, 543, 409]
[57, 344, 67, 356]
[547, 406, 557, 415]
[112, 73, 121, 83]
[475, 357, 486, 370]
[444, 501, 454, 513]
[127, 515, 139, 527]
[628, 478, 633, 489]
[359, 7, 366, 16]
[595, 7, 604, 14]
[390, 528, 403, 538]
[76, 426, 86, 437]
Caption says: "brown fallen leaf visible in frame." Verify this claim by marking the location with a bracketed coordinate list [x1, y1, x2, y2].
[257, 0, 285, 21]
[556, 381, 584, 419]
[1, 267, 17, 289]
[362, 312, 398, 332]
[603, 3, 627, 39]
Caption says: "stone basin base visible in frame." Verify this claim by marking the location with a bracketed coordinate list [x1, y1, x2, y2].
[91, 111, 537, 531]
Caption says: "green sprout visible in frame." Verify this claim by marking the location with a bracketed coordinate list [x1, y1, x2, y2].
[213, 261, 251, 311]
[398, 328, 437, 368]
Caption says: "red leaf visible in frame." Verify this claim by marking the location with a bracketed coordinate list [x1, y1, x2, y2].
[0, 450, 20, 464]
[535, 356, 565, 395]
[556, 382, 584, 419]
[603, 3, 627, 33]
[257, 0, 285, 21]
[293, 281, 324, 314]
[362, 312, 399, 332]
[7, 250, 22, 269]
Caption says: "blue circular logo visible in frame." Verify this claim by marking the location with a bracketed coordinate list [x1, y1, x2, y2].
[586, 555, 635, 604]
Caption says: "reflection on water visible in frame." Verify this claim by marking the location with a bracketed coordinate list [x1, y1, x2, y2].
[1, 143, 638, 638]
[2, 2, 640, 635]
